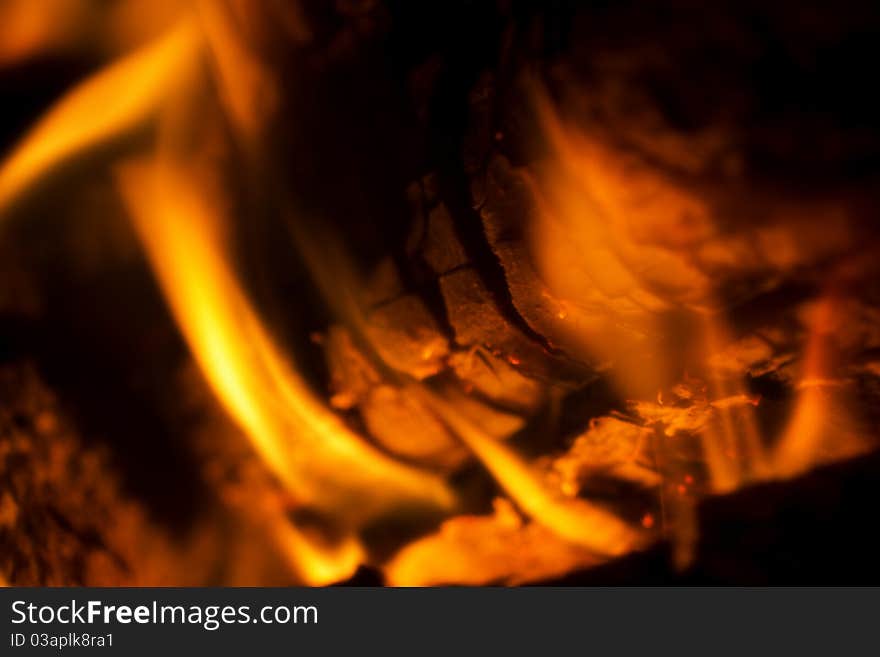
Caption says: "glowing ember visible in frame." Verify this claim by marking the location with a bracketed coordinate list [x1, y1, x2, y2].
[1, 1, 879, 586]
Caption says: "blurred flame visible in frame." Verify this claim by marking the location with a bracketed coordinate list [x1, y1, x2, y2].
[0, 0, 85, 66]
[773, 293, 864, 477]
[0, 12, 453, 583]
[0, 17, 201, 214]
[195, 0, 279, 144]
[529, 84, 872, 565]
[116, 152, 453, 524]
[417, 387, 641, 557]
[0, 2, 875, 584]
[0, 0, 183, 68]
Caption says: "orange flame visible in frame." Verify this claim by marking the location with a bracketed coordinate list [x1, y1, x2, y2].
[115, 152, 453, 525]
[0, 17, 201, 214]
[416, 387, 641, 557]
[527, 84, 872, 564]
[1, 5, 875, 584]
[0, 13, 453, 583]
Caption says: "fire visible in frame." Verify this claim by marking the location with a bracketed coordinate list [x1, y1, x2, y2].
[0, 7, 453, 584]
[1, 2, 877, 585]
[0, 18, 200, 214]
[773, 292, 866, 477]
[115, 155, 452, 520]
[525, 84, 874, 562]
[416, 388, 641, 557]
[0, 0, 179, 67]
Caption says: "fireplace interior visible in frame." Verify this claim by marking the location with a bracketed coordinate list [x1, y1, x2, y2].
[1, 0, 880, 586]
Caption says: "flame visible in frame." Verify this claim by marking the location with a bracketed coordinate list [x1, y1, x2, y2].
[772, 293, 864, 477]
[1, 4, 876, 585]
[417, 387, 641, 557]
[0, 13, 453, 583]
[115, 152, 452, 524]
[527, 84, 873, 564]
[0, 17, 201, 215]
[0, 0, 84, 66]
[528, 91, 714, 397]
[0, 0, 181, 67]
[194, 0, 280, 144]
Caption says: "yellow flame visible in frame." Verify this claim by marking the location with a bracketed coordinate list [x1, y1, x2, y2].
[0, 18, 201, 215]
[0, 0, 183, 68]
[3, 6, 873, 584]
[250, 494, 364, 585]
[417, 387, 640, 557]
[0, 15, 455, 582]
[115, 149, 453, 527]
[195, 0, 279, 143]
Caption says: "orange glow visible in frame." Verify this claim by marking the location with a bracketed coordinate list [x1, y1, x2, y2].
[0, 17, 201, 215]
[0, 0, 183, 67]
[112, 117, 456, 575]
[772, 294, 865, 477]
[526, 91, 714, 401]
[195, 0, 279, 143]
[0, 0, 85, 66]
[114, 152, 453, 527]
[1, 4, 876, 586]
[525, 84, 873, 565]
[417, 388, 641, 557]
[0, 14, 454, 583]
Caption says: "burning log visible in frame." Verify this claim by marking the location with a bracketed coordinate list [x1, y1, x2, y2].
[1, 1, 880, 585]
[538, 449, 880, 585]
